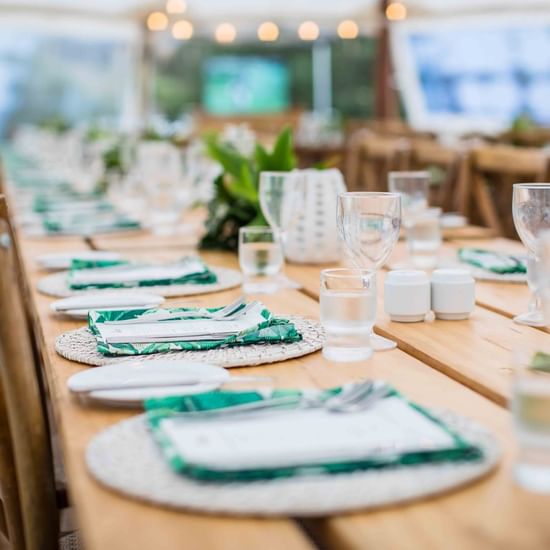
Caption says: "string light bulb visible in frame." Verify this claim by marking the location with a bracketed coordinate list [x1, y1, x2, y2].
[298, 21, 319, 41]
[166, 0, 186, 14]
[386, 2, 407, 21]
[172, 19, 193, 40]
[215, 23, 237, 43]
[337, 20, 359, 39]
[258, 21, 279, 42]
[147, 12, 168, 31]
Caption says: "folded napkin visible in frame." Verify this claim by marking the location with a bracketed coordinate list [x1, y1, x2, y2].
[458, 248, 527, 274]
[70, 258, 128, 270]
[88, 301, 301, 356]
[68, 257, 216, 290]
[33, 195, 112, 214]
[144, 385, 482, 482]
[43, 214, 140, 236]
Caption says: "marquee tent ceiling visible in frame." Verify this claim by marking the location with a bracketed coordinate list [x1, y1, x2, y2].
[1, 0, 550, 21]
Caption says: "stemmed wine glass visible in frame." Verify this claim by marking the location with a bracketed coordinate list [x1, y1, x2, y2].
[512, 183, 550, 326]
[337, 192, 402, 351]
[259, 171, 306, 287]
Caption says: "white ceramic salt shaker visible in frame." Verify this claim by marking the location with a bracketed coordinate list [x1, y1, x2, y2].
[384, 270, 431, 322]
[431, 268, 475, 320]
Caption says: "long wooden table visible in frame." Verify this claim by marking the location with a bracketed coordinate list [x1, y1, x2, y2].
[11, 225, 550, 549]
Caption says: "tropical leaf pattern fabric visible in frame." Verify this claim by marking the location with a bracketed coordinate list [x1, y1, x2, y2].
[144, 386, 483, 482]
[88, 305, 302, 356]
[68, 258, 217, 290]
[458, 248, 526, 274]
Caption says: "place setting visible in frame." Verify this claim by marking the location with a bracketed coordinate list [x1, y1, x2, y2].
[38, 255, 243, 298]
[55, 296, 324, 367]
[84, 378, 500, 516]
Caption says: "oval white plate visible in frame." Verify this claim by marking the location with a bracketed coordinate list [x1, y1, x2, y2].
[37, 251, 122, 270]
[68, 360, 228, 406]
[51, 292, 165, 319]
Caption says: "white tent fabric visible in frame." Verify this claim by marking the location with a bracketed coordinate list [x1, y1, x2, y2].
[2, 0, 550, 21]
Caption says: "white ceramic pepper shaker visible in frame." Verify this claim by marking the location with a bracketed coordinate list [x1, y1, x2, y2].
[431, 268, 475, 320]
[384, 270, 431, 322]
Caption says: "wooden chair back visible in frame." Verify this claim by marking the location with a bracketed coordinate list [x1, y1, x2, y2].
[0, 195, 59, 550]
[346, 130, 410, 191]
[469, 145, 550, 237]
[409, 139, 470, 214]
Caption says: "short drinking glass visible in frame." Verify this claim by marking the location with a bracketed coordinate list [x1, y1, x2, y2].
[388, 171, 430, 220]
[320, 269, 377, 362]
[405, 207, 442, 269]
[239, 227, 284, 294]
[512, 355, 550, 493]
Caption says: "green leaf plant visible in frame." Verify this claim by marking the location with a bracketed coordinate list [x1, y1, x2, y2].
[200, 127, 296, 252]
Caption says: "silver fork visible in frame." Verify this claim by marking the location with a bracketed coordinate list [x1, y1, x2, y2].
[103, 296, 247, 325]
[168, 380, 390, 421]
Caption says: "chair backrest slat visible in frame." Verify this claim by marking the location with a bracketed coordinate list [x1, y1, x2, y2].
[0, 195, 59, 550]
[346, 130, 410, 191]
[469, 145, 550, 237]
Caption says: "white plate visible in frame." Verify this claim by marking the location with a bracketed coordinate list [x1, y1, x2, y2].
[37, 251, 122, 270]
[50, 292, 165, 318]
[68, 360, 228, 406]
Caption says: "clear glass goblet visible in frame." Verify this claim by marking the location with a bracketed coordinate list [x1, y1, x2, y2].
[512, 183, 550, 327]
[337, 192, 402, 351]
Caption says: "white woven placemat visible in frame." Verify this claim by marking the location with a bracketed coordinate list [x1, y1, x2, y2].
[55, 316, 324, 367]
[86, 411, 499, 517]
[37, 267, 242, 298]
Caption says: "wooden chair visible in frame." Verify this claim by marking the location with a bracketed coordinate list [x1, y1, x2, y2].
[469, 145, 550, 237]
[409, 139, 470, 214]
[345, 130, 410, 191]
[0, 195, 65, 550]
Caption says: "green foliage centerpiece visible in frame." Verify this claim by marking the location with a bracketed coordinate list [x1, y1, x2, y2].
[200, 128, 296, 251]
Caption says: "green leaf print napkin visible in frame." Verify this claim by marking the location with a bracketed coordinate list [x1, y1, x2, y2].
[458, 248, 527, 274]
[144, 385, 483, 482]
[68, 257, 216, 290]
[88, 302, 302, 356]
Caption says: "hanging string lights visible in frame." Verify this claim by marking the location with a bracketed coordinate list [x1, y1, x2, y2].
[298, 21, 320, 41]
[386, 2, 407, 21]
[145, 4, 373, 42]
[166, 0, 187, 15]
[215, 23, 237, 43]
[147, 11, 169, 31]
[257, 21, 279, 42]
[172, 19, 194, 40]
[337, 20, 359, 39]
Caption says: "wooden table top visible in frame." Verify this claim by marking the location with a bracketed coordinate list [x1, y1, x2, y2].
[10, 227, 550, 550]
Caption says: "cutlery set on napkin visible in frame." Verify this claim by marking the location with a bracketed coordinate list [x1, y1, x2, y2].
[143, 383, 483, 481]
[88, 300, 302, 356]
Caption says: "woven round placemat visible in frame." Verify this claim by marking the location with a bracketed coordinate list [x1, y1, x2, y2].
[37, 267, 242, 298]
[86, 411, 499, 517]
[55, 316, 324, 367]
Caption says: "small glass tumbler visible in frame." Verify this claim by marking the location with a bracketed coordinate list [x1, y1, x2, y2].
[239, 226, 284, 294]
[405, 207, 442, 269]
[511, 355, 550, 493]
[320, 269, 376, 362]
